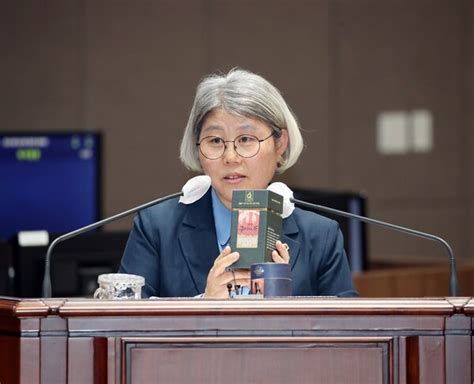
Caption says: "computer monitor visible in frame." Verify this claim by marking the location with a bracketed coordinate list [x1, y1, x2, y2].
[291, 188, 368, 273]
[0, 132, 102, 240]
[13, 231, 128, 298]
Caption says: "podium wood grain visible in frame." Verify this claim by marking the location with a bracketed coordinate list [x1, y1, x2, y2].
[0, 297, 472, 383]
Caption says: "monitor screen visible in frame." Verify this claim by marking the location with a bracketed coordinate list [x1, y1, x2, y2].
[292, 188, 368, 272]
[0, 132, 101, 240]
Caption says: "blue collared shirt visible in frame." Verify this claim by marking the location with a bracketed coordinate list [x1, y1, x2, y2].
[211, 188, 231, 252]
[210, 188, 249, 296]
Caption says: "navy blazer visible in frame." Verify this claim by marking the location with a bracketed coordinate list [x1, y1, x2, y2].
[119, 189, 357, 298]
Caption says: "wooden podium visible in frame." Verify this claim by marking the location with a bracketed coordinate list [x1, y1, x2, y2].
[0, 297, 472, 383]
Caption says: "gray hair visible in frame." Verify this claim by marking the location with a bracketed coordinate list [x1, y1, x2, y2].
[179, 68, 304, 173]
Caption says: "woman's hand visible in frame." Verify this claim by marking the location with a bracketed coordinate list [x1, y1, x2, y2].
[272, 240, 290, 264]
[203, 246, 250, 299]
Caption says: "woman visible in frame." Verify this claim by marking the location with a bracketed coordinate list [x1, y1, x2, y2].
[120, 68, 357, 298]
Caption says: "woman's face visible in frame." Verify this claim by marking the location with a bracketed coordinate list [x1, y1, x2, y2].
[198, 109, 288, 209]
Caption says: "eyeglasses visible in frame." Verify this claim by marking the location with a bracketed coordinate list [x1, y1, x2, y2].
[196, 132, 275, 160]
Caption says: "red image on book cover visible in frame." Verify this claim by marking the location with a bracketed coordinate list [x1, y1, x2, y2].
[236, 209, 259, 248]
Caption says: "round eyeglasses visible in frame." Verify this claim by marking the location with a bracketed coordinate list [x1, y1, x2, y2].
[196, 132, 275, 160]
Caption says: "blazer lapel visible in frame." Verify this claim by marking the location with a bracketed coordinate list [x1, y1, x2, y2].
[178, 190, 219, 294]
[177, 191, 301, 293]
[282, 214, 300, 271]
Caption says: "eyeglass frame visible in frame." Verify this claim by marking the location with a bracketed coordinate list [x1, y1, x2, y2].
[196, 131, 277, 160]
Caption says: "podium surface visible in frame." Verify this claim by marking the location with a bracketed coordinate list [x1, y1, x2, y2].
[0, 297, 472, 383]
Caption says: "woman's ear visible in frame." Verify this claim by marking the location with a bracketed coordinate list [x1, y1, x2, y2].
[276, 129, 289, 156]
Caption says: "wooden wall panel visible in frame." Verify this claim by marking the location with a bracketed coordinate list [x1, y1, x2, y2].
[0, 1, 83, 129]
[445, 334, 472, 384]
[83, 1, 208, 227]
[0, 336, 20, 383]
[418, 336, 445, 384]
[467, 0, 474, 259]
[68, 338, 94, 383]
[335, 0, 464, 200]
[125, 338, 387, 383]
[208, 0, 334, 189]
[3, 298, 471, 384]
[468, 210, 473, 263]
[368, 205, 464, 260]
[334, 0, 466, 260]
[0, 0, 471, 267]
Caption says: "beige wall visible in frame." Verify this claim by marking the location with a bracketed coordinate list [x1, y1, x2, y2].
[467, 1, 474, 260]
[1, 0, 472, 263]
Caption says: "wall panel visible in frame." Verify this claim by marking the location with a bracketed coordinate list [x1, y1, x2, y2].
[334, 0, 466, 259]
[0, 0, 471, 266]
[335, 0, 464, 200]
[83, 0, 208, 227]
[208, 0, 333, 189]
[467, 0, 474, 258]
[0, 1, 82, 129]
[368, 205, 464, 261]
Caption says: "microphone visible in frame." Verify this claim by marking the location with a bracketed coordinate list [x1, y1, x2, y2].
[42, 175, 211, 298]
[267, 182, 459, 297]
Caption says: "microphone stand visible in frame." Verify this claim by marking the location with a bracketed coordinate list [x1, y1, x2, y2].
[42, 192, 182, 298]
[291, 198, 459, 297]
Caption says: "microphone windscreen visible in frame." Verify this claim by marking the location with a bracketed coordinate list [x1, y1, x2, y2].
[179, 175, 212, 204]
[267, 182, 295, 218]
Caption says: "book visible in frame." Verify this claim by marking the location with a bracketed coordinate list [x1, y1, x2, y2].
[229, 189, 283, 269]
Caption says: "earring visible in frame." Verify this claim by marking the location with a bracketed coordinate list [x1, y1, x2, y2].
[277, 155, 285, 168]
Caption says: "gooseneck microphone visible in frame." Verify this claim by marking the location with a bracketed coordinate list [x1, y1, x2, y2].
[42, 175, 211, 298]
[268, 182, 459, 297]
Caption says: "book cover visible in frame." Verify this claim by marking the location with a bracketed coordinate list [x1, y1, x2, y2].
[229, 190, 283, 269]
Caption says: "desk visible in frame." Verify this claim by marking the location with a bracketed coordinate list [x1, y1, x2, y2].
[0, 297, 472, 383]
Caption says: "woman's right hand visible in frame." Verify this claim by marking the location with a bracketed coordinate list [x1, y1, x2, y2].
[203, 246, 250, 299]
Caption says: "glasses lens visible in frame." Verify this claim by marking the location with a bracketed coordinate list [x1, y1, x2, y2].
[198, 134, 263, 159]
[235, 135, 260, 158]
[199, 136, 225, 159]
